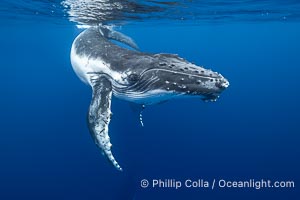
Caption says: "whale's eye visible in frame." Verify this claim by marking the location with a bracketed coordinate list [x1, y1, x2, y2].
[128, 73, 139, 82]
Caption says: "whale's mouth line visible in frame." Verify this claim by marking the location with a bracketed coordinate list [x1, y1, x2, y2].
[121, 67, 217, 93]
[139, 67, 220, 80]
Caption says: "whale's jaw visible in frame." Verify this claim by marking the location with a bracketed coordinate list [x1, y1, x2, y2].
[111, 54, 229, 105]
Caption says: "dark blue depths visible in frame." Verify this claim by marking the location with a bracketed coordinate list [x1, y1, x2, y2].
[0, 21, 299, 200]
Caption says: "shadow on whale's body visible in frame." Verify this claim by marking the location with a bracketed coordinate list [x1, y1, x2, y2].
[70, 26, 229, 171]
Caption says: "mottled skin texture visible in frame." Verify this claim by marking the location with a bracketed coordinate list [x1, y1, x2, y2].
[73, 27, 149, 78]
[71, 26, 229, 171]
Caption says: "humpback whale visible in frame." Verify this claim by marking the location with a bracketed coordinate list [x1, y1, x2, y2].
[71, 26, 229, 171]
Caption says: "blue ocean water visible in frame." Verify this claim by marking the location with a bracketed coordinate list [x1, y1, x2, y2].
[0, 0, 299, 199]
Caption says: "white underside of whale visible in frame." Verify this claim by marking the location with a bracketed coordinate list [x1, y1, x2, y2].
[70, 43, 124, 86]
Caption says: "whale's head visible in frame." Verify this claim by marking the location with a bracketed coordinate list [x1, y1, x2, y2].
[116, 53, 229, 105]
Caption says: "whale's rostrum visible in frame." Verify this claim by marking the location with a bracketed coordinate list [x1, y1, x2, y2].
[71, 26, 229, 171]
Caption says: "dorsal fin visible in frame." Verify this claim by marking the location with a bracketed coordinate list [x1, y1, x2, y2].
[98, 25, 139, 50]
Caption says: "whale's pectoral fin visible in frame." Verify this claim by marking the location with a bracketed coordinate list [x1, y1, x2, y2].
[88, 76, 122, 171]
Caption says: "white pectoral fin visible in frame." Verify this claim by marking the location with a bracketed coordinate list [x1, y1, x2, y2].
[88, 76, 122, 171]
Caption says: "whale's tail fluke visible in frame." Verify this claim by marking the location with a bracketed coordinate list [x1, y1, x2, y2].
[98, 25, 139, 50]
